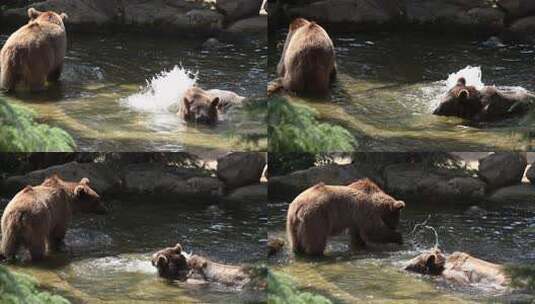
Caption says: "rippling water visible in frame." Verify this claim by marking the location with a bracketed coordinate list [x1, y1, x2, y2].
[268, 199, 535, 303]
[0, 32, 267, 151]
[1, 197, 267, 303]
[269, 30, 535, 151]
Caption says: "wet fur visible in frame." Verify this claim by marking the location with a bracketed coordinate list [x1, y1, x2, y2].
[286, 178, 404, 256]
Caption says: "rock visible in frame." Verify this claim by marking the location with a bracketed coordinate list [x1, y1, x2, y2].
[185, 9, 224, 33]
[268, 163, 382, 199]
[478, 153, 527, 190]
[225, 15, 266, 34]
[2, 162, 121, 195]
[226, 183, 267, 202]
[464, 205, 488, 217]
[384, 164, 486, 203]
[217, 152, 266, 189]
[497, 0, 535, 18]
[215, 0, 263, 23]
[526, 165, 535, 184]
[202, 37, 226, 49]
[122, 163, 223, 198]
[406, 0, 483, 24]
[286, 0, 401, 26]
[508, 15, 535, 40]
[465, 7, 505, 31]
[489, 184, 535, 203]
[481, 36, 506, 48]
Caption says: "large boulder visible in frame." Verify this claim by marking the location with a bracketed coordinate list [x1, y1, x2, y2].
[225, 15, 267, 34]
[285, 0, 402, 26]
[217, 152, 266, 189]
[406, 0, 485, 24]
[497, 0, 535, 18]
[478, 153, 527, 190]
[268, 163, 382, 200]
[508, 15, 535, 40]
[489, 184, 535, 203]
[225, 183, 267, 202]
[122, 163, 223, 198]
[215, 0, 263, 23]
[526, 164, 535, 184]
[2, 161, 122, 195]
[384, 164, 486, 203]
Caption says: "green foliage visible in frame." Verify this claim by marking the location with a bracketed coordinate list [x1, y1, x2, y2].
[0, 265, 70, 304]
[0, 99, 75, 152]
[506, 264, 535, 291]
[268, 98, 356, 152]
[268, 271, 332, 304]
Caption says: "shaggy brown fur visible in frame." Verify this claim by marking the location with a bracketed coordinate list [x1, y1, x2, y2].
[287, 178, 405, 256]
[0, 174, 104, 262]
[433, 77, 534, 121]
[268, 18, 336, 97]
[405, 248, 509, 289]
[151, 243, 252, 288]
[0, 8, 68, 92]
[178, 86, 220, 125]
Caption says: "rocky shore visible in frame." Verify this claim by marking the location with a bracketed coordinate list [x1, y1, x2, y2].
[270, 0, 535, 42]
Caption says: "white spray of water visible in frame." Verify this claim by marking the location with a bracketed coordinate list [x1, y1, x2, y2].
[124, 65, 197, 112]
[410, 214, 440, 249]
[72, 255, 156, 275]
[445, 66, 485, 90]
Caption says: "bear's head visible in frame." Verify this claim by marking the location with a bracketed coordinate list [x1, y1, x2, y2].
[404, 247, 446, 275]
[151, 243, 189, 280]
[180, 87, 219, 125]
[72, 177, 106, 214]
[28, 8, 68, 29]
[433, 77, 483, 120]
[348, 178, 404, 229]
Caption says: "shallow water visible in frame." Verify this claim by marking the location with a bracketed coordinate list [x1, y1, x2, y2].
[268, 199, 535, 303]
[1, 197, 267, 303]
[0, 32, 267, 151]
[270, 30, 535, 151]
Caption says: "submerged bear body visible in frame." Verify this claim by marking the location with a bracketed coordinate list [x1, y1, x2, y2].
[0, 8, 68, 92]
[286, 178, 404, 256]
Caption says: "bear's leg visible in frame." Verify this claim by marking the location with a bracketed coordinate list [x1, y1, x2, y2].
[28, 74, 46, 92]
[350, 226, 366, 250]
[299, 219, 327, 256]
[27, 235, 46, 262]
[0, 63, 19, 92]
[49, 225, 67, 252]
[47, 65, 63, 83]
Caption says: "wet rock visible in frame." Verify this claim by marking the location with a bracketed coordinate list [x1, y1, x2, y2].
[226, 183, 267, 202]
[478, 153, 527, 190]
[526, 165, 535, 184]
[489, 184, 535, 203]
[481, 36, 506, 48]
[268, 163, 382, 199]
[122, 163, 223, 198]
[497, 0, 535, 18]
[465, 7, 505, 31]
[215, 0, 263, 23]
[405, 0, 483, 24]
[464, 205, 488, 217]
[508, 16, 535, 40]
[384, 164, 486, 203]
[2, 162, 121, 195]
[202, 37, 226, 50]
[286, 0, 401, 26]
[225, 15, 267, 34]
[217, 152, 266, 189]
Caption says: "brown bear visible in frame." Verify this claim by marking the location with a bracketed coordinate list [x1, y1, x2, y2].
[433, 77, 534, 122]
[178, 86, 244, 125]
[0, 8, 68, 92]
[286, 178, 404, 256]
[151, 243, 256, 288]
[268, 18, 336, 97]
[404, 248, 509, 289]
[0, 174, 105, 262]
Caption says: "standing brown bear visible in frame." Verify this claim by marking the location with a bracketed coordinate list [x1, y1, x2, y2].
[287, 178, 405, 256]
[0, 8, 68, 92]
[268, 18, 336, 97]
[1, 174, 105, 262]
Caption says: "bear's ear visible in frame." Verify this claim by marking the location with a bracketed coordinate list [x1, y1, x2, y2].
[393, 200, 405, 210]
[290, 18, 309, 31]
[456, 77, 466, 86]
[28, 8, 42, 20]
[74, 185, 87, 198]
[174, 243, 182, 253]
[425, 254, 436, 270]
[457, 89, 470, 100]
[60, 13, 68, 21]
[80, 177, 90, 185]
[211, 97, 220, 108]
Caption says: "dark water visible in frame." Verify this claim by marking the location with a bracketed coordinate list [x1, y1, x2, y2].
[268, 198, 535, 303]
[0, 32, 267, 152]
[1, 197, 267, 303]
[269, 30, 535, 151]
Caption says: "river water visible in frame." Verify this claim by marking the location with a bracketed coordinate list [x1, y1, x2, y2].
[0, 32, 267, 152]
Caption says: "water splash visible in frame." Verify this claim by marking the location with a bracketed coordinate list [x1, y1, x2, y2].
[71, 255, 155, 275]
[124, 65, 197, 112]
[445, 66, 485, 90]
[410, 215, 440, 249]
